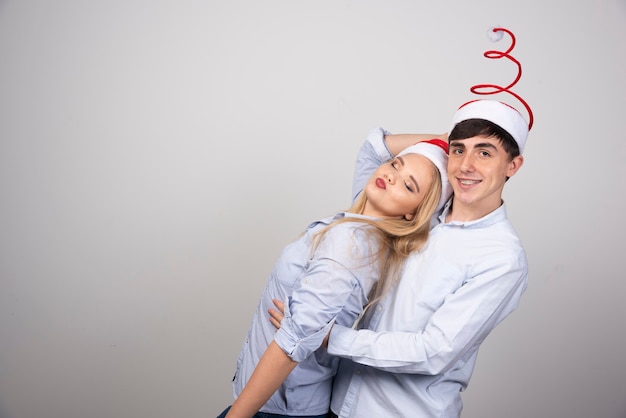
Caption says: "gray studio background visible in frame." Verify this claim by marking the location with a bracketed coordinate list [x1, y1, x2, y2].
[1, 1, 625, 417]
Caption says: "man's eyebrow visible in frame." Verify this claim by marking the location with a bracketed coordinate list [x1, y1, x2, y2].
[450, 140, 498, 150]
[474, 142, 498, 150]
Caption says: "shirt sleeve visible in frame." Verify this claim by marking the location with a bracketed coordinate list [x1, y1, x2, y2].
[274, 223, 379, 363]
[327, 252, 527, 375]
[351, 127, 393, 204]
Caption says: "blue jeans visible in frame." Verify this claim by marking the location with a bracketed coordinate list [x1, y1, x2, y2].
[216, 405, 331, 418]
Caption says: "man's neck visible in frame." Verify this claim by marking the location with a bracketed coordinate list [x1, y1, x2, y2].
[445, 199, 503, 223]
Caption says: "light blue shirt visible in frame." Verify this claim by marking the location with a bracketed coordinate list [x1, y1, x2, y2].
[328, 127, 528, 418]
[232, 211, 382, 416]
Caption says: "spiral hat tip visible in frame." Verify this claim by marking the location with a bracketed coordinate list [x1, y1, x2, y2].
[486, 26, 504, 42]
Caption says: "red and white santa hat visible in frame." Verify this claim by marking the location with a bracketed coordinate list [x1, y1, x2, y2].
[398, 139, 452, 212]
[451, 26, 534, 154]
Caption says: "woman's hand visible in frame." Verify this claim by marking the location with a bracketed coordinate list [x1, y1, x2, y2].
[268, 299, 285, 330]
[268, 298, 332, 347]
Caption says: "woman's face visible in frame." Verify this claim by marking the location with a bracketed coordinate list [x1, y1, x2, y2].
[363, 153, 435, 220]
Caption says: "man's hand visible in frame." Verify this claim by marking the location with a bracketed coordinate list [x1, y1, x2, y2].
[268, 298, 285, 330]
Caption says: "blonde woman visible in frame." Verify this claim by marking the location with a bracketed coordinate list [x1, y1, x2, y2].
[218, 130, 451, 418]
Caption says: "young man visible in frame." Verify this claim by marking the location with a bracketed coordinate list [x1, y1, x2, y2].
[324, 99, 529, 417]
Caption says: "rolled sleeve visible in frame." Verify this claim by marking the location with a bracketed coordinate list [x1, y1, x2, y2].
[274, 302, 336, 362]
[274, 223, 379, 363]
[352, 127, 393, 203]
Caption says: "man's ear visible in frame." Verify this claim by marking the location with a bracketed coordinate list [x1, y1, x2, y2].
[506, 155, 524, 178]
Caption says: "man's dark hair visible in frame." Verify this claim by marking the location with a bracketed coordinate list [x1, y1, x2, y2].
[449, 119, 520, 159]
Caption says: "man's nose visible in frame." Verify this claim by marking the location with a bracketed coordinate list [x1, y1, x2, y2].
[460, 154, 475, 172]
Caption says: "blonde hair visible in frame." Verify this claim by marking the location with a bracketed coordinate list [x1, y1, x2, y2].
[312, 162, 443, 311]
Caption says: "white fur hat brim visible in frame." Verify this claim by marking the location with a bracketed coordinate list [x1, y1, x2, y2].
[398, 141, 452, 213]
[450, 100, 529, 153]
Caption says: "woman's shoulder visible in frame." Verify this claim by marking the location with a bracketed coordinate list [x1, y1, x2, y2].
[328, 214, 376, 236]
[316, 217, 378, 255]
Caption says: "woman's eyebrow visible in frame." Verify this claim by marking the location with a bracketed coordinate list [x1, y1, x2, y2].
[410, 175, 420, 193]
[397, 156, 420, 192]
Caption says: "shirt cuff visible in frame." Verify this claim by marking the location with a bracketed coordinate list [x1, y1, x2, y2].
[274, 302, 336, 363]
[366, 127, 393, 161]
[326, 324, 357, 357]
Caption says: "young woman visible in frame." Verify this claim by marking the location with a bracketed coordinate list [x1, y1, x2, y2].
[217, 130, 452, 418]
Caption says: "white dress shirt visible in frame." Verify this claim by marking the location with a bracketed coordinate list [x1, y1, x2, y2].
[328, 128, 528, 418]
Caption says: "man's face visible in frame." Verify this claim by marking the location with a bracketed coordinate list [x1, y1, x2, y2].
[447, 135, 523, 217]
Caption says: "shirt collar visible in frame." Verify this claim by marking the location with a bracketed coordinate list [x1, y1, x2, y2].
[438, 200, 508, 228]
[321, 212, 379, 225]
[338, 212, 380, 221]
